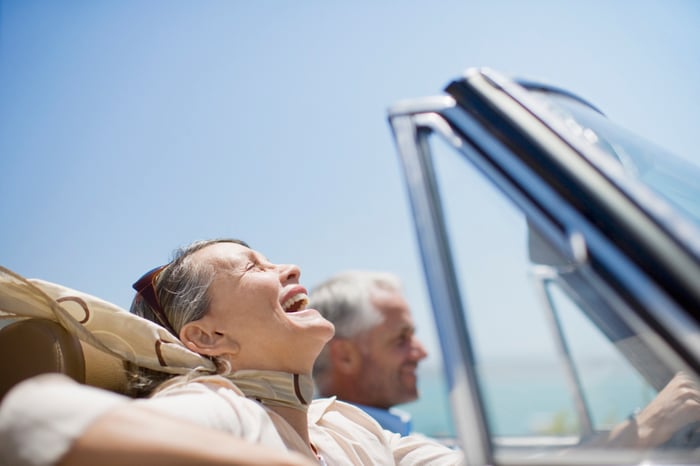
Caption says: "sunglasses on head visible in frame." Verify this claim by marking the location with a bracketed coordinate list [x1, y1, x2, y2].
[132, 264, 178, 336]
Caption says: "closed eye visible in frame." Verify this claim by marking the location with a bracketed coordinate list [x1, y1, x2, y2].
[244, 251, 274, 272]
[245, 261, 262, 271]
[246, 259, 274, 272]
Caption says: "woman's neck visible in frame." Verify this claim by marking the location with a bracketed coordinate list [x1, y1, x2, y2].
[224, 370, 318, 460]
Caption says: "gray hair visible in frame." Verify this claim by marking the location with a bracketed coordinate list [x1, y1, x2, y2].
[310, 270, 402, 393]
[127, 238, 248, 396]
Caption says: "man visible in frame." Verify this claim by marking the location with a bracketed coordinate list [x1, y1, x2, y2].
[310, 270, 428, 435]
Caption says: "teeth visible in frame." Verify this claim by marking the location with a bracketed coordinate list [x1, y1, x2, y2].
[282, 293, 309, 313]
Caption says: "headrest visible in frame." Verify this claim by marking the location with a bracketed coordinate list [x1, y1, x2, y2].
[0, 316, 127, 401]
[0, 265, 215, 401]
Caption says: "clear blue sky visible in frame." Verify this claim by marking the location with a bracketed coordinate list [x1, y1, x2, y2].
[2, 0, 700, 370]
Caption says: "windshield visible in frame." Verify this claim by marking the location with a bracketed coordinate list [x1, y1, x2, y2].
[531, 91, 700, 232]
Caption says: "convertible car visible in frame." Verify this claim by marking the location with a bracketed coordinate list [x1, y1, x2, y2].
[388, 67, 700, 464]
[1, 67, 699, 466]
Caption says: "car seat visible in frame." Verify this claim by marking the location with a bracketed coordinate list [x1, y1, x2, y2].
[0, 316, 128, 401]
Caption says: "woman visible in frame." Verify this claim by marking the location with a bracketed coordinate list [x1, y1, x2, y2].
[0, 238, 460, 466]
[119, 238, 463, 465]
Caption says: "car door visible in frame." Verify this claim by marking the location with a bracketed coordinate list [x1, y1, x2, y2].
[388, 68, 700, 465]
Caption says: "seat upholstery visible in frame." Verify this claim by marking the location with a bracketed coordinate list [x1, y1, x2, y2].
[0, 317, 128, 401]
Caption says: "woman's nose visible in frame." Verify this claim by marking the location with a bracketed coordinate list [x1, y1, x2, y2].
[279, 263, 301, 283]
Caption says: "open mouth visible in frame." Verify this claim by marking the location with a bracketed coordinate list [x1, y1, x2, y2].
[282, 293, 309, 313]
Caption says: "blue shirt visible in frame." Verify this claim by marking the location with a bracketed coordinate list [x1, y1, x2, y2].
[351, 403, 412, 436]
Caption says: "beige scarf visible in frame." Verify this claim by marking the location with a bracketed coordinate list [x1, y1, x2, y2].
[0, 266, 313, 411]
[0, 266, 215, 374]
[229, 370, 313, 411]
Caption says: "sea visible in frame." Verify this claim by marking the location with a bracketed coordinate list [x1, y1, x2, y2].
[400, 361, 656, 439]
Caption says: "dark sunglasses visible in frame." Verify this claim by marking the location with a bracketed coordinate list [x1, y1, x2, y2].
[132, 264, 177, 336]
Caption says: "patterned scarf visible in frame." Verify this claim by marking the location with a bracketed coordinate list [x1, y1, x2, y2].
[228, 370, 312, 412]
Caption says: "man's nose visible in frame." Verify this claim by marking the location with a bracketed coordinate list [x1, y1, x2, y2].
[410, 336, 428, 361]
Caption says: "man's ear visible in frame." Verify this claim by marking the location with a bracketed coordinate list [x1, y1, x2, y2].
[329, 339, 361, 374]
[180, 321, 236, 357]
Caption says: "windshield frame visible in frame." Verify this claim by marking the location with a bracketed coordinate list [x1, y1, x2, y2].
[388, 68, 700, 463]
[526, 88, 700, 247]
[443, 68, 700, 320]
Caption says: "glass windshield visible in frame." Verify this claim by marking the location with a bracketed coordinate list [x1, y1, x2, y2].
[424, 122, 700, 463]
[531, 90, 700, 231]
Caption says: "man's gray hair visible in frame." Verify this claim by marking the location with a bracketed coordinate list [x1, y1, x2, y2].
[310, 270, 402, 394]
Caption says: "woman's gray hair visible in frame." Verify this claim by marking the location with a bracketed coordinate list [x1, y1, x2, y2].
[309, 270, 402, 395]
[127, 238, 248, 396]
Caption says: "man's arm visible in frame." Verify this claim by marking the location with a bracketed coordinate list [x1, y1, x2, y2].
[584, 372, 700, 448]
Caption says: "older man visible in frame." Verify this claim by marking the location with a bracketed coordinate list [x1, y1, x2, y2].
[310, 270, 428, 435]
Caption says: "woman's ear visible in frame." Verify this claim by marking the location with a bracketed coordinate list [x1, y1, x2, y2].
[180, 321, 237, 356]
[329, 339, 361, 374]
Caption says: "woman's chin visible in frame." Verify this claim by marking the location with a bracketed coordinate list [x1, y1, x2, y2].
[287, 309, 334, 333]
[285, 307, 322, 320]
[285, 310, 335, 357]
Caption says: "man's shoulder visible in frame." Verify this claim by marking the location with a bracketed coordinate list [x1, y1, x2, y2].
[353, 403, 413, 436]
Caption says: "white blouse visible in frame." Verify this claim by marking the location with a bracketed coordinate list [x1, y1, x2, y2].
[0, 374, 463, 465]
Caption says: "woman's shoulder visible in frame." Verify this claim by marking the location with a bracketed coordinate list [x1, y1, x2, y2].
[136, 375, 288, 445]
[143, 374, 274, 428]
[153, 373, 246, 398]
